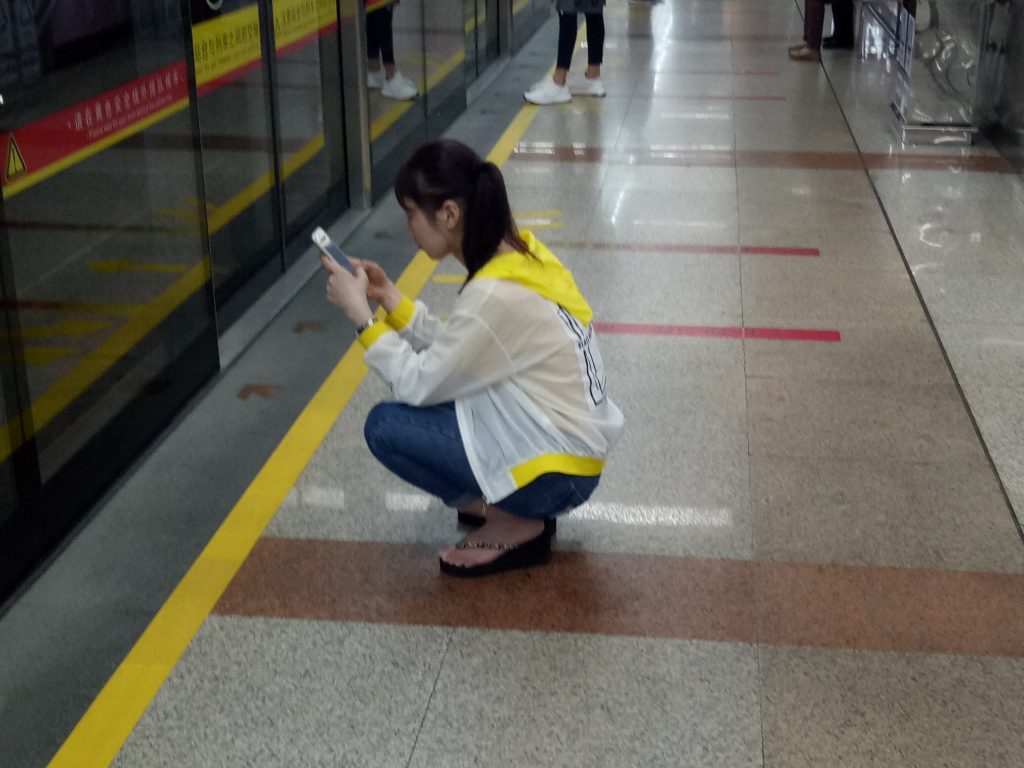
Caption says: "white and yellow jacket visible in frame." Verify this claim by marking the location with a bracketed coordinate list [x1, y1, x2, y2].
[358, 231, 624, 503]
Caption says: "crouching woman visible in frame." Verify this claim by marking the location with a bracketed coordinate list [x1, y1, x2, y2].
[323, 139, 624, 577]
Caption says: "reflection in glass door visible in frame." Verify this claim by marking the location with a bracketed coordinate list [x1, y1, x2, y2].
[482, 0, 499, 64]
[464, 0, 499, 79]
[189, 0, 281, 322]
[366, 0, 428, 198]
[271, 0, 348, 259]
[511, 0, 548, 52]
[187, 0, 349, 324]
[0, 0, 218, 600]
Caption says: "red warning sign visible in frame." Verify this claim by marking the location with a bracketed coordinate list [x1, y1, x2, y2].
[2, 61, 190, 197]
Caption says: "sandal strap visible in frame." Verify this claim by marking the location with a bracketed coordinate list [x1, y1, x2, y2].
[455, 540, 518, 551]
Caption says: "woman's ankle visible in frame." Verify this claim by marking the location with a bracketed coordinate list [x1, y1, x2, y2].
[479, 505, 543, 531]
[457, 498, 486, 515]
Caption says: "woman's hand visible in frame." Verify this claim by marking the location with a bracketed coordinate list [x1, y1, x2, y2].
[349, 257, 402, 314]
[322, 254, 373, 327]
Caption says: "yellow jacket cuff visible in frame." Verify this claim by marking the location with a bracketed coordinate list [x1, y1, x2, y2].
[386, 295, 416, 331]
[358, 320, 391, 349]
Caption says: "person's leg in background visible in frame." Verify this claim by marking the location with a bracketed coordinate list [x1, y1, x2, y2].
[572, 11, 607, 96]
[584, 12, 604, 81]
[789, 0, 825, 61]
[824, 0, 855, 48]
[365, 7, 386, 87]
[364, 6, 417, 99]
[524, 11, 577, 104]
[790, 0, 812, 53]
[554, 11, 579, 86]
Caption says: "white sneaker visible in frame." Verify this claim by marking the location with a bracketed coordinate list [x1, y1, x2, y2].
[366, 68, 385, 89]
[524, 77, 571, 105]
[381, 72, 418, 100]
[572, 76, 607, 97]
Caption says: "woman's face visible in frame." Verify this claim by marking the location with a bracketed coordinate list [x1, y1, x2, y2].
[403, 200, 461, 261]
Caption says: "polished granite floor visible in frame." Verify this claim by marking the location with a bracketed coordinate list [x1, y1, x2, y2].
[7, 1, 1024, 766]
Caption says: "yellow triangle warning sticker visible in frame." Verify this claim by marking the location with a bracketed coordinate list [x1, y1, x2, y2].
[7, 136, 27, 181]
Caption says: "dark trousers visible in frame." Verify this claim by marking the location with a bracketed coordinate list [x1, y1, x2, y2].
[366, 6, 395, 65]
[556, 11, 605, 70]
[804, 0, 854, 50]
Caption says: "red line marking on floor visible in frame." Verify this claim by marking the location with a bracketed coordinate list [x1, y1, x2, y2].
[658, 95, 787, 101]
[548, 240, 820, 257]
[667, 70, 781, 76]
[740, 245, 819, 257]
[594, 322, 841, 342]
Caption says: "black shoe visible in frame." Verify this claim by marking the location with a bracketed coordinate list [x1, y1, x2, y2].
[822, 36, 854, 50]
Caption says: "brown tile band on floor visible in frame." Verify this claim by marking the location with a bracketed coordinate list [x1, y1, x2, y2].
[511, 145, 1017, 173]
[214, 540, 758, 643]
[215, 538, 1024, 657]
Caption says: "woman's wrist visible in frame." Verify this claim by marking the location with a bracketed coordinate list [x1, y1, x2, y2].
[380, 284, 403, 314]
[347, 302, 374, 328]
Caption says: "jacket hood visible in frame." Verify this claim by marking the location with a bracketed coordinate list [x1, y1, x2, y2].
[472, 230, 593, 325]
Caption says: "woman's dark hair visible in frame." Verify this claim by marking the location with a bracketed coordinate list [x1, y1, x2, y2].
[394, 139, 531, 280]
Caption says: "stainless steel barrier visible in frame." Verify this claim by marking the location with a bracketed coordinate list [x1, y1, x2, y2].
[858, 0, 1013, 144]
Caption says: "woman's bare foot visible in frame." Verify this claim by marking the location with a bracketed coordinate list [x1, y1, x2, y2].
[441, 506, 545, 568]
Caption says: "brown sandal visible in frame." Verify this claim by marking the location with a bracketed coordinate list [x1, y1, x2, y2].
[788, 45, 821, 62]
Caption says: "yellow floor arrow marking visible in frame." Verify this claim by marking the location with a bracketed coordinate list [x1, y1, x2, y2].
[514, 209, 565, 230]
[156, 207, 204, 224]
[2, 320, 111, 339]
[0, 346, 77, 365]
[50, 302, 143, 317]
[465, 11, 485, 34]
[0, 263, 209, 460]
[514, 208, 564, 218]
[89, 260, 191, 274]
[518, 219, 565, 230]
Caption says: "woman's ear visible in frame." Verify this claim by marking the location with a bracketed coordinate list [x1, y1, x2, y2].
[440, 199, 462, 232]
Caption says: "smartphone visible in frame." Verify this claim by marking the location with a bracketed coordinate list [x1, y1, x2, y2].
[312, 227, 357, 275]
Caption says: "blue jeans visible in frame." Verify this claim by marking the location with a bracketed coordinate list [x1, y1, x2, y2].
[364, 401, 599, 520]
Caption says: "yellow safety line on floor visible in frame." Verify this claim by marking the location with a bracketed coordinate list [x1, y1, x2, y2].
[45, 89, 547, 768]
[430, 274, 466, 286]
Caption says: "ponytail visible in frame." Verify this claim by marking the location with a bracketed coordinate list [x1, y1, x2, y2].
[394, 140, 531, 280]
